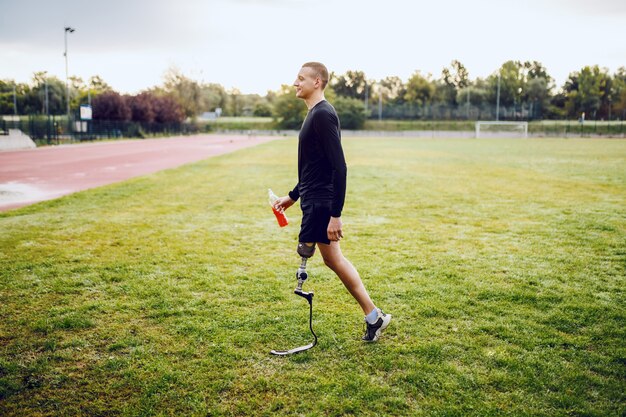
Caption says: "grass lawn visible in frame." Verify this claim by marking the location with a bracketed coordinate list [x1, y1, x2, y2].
[1, 137, 625, 416]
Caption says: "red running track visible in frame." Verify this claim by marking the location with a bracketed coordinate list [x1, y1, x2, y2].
[0, 134, 280, 212]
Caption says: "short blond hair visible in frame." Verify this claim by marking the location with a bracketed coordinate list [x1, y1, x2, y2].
[302, 62, 329, 90]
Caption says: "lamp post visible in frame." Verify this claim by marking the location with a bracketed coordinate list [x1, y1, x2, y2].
[12, 83, 17, 116]
[496, 70, 501, 121]
[64, 26, 75, 119]
[378, 82, 383, 122]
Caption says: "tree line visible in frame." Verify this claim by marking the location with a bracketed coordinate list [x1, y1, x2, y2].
[2, 61, 625, 129]
[0, 68, 273, 125]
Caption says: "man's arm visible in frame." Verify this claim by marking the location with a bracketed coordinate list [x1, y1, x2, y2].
[315, 109, 346, 218]
[273, 183, 298, 212]
[274, 195, 295, 212]
[314, 107, 346, 241]
[327, 216, 344, 241]
[288, 183, 300, 203]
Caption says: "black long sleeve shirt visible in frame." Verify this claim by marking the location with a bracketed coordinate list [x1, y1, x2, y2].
[288, 100, 347, 217]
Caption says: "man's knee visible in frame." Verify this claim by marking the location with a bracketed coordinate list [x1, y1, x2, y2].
[318, 244, 343, 270]
[297, 242, 316, 259]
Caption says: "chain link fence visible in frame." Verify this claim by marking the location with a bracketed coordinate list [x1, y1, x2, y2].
[2, 114, 624, 143]
[0, 116, 201, 145]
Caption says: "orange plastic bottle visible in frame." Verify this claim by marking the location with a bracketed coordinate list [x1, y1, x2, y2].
[268, 189, 289, 227]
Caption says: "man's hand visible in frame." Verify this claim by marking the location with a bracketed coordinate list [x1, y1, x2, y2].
[274, 196, 295, 212]
[327, 216, 344, 242]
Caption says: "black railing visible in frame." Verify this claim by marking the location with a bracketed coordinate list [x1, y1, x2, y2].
[5, 116, 200, 144]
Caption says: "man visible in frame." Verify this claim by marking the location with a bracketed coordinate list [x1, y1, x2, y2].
[273, 62, 391, 342]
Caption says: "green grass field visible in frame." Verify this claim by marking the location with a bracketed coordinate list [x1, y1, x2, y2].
[1, 137, 625, 416]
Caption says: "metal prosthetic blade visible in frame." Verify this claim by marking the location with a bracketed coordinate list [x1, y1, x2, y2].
[270, 289, 317, 356]
[270, 341, 316, 356]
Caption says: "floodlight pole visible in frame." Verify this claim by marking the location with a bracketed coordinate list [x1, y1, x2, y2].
[46, 77, 51, 143]
[12, 83, 17, 116]
[496, 71, 501, 121]
[378, 82, 383, 122]
[64, 26, 75, 119]
[45, 77, 49, 116]
[364, 82, 368, 112]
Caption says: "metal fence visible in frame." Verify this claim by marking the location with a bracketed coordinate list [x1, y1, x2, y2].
[528, 121, 625, 137]
[1, 115, 624, 143]
[363, 119, 625, 137]
[0, 116, 200, 145]
[368, 102, 549, 121]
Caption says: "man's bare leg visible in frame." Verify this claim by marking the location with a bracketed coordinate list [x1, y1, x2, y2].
[317, 241, 376, 315]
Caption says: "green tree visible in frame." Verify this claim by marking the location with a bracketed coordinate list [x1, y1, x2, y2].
[442, 60, 469, 89]
[88, 75, 111, 93]
[29, 73, 65, 115]
[331, 70, 367, 100]
[526, 77, 550, 119]
[68, 75, 86, 112]
[548, 90, 568, 119]
[333, 96, 366, 129]
[200, 83, 227, 113]
[374, 76, 408, 118]
[563, 65, 610, 119]
[0, 80, 13, 114]
[272, 85, 306, 129]
[234, 93, 268, 117]
[253, 101, 272, 117]
[22, 73, 46, 114]
[487, 61, 523, 109]
[522, 62, 553, 119]
[227, 88, 242, 117]
[404, 71, 435, 106]
[439, 60, 469, 105]
[163, 67, 202, 119]
[0, 80, 24, 115]
[484, 60, 553, 118]
[610, 67, 626, 120]
[71, 75, 112, 112]
[379, 76, 406, 104]
[0, 80, 14, 114]
[471, 78, 491, 106]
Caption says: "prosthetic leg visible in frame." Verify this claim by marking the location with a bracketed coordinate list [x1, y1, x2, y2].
[270, 243, 318, 356]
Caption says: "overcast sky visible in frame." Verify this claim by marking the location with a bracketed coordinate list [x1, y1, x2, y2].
[1, 0, 625, 95]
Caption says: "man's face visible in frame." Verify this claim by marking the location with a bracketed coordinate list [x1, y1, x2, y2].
[294, 67, 319, 100]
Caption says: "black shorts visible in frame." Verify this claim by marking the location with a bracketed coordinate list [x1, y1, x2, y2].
[299, 200, 332, 245]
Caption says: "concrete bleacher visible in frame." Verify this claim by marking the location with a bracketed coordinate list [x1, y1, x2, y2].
[0, 129, 37, 151]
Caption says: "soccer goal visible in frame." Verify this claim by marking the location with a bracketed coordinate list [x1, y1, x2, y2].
[475, 121, 529, 138]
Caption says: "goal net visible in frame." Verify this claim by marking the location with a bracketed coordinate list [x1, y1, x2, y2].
[475, 121, 528, 138]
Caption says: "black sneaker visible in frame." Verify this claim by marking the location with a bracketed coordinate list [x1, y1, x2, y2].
[362, 308, 391, 342]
